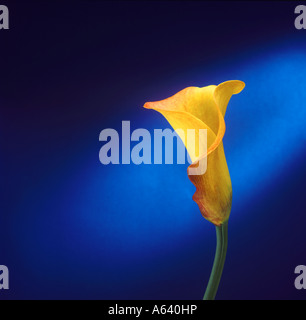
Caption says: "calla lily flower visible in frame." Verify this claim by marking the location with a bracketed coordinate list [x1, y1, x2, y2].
[144, 80, 245, 300]
[144, 80, 245, 226]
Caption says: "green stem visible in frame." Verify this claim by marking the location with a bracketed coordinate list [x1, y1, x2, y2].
[203, 220, 228, 300]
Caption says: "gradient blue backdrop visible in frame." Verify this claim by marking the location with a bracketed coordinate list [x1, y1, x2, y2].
[1, 1, 306, 300]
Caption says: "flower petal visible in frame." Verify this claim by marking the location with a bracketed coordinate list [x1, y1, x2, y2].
[188, 142, 232, 226]
[144, 105, 217, 163]
[144, 86, 219, 136]
[214, 80, 245, 116]
[144, 80, 245, 226]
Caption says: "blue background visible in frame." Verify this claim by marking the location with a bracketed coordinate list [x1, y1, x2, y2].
[1, 1, 306, 300]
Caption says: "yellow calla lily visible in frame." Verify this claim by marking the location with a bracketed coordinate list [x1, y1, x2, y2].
[144, 80, 245, 226]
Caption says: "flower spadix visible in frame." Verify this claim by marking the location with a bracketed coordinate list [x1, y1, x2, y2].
[144, 80, 245, 226]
